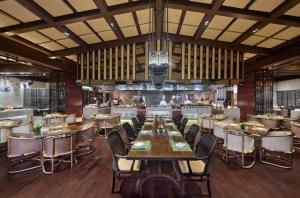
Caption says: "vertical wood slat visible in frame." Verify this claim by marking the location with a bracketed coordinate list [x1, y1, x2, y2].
[193, 44, 197, 80]
[187, 43, 191, 80]
[199, 45, 203, 80]
[212, 47, 215, 80]
[236, 51, 240, 79]
[121, 45, 124, 80]
[181, 42, 185, 80]
[157, 39, 160, 51]
[86, 52, 89, 80]
[97, 50, 101, 80]
[218, 48, 221, 79]
[115, 46, 118, 80]
[133, 43, 136, 80]
[109, 48, 113, 80]
[206, 46, 209, 80]
[80, 53, 84, 80]
[92, 51, 95, 80]
[230, 50, 233, 80]
[126, 44, 130, 80]
[168, 41, 172, 80]
[224, 49, 227, 79]
[145, 41, 149, 80]
[103, 49, 107, 80]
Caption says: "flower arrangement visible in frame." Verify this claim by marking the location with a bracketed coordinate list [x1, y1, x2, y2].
[33, 124, 43, 134]
[239, 122, 246, 130]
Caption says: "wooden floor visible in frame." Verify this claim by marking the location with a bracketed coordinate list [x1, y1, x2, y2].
[0, 136, 300, 198]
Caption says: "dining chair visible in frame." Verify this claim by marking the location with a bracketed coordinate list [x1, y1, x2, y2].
[41, 134, 77, 174]
[261, 118, 281, 130]
[279, 109, 289, 117]
[7, 135, 41, 173]
[32, 116, 47, 126]
[12, 122, 32, 134]
[136, 113, 145, 126]
[175, 114, 183, 128]
[178, 118, 188, 135]
[106, 131, 141, 193]
[65, 114, 76, 124]
[292, 122, 300, 150]
[177, 133, 217, 197]
[131, 117, 142, 132]
[260, 131, 293, 169]
[76, 122, 95, 157]
[281, 119, 293, 130]
[224, 129, 256, 169]
[185, 124, 199, 147]
[122, 122, 136, 142]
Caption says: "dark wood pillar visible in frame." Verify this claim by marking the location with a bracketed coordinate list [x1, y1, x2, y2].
[65, 73, 83, 116]
[238, 72, 255, 121]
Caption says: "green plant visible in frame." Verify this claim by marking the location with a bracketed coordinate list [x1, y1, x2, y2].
[33, 124, 43, 133]
[240, 122, 246, 130]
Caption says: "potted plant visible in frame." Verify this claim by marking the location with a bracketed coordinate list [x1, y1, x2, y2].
[33, 124, 43, 135]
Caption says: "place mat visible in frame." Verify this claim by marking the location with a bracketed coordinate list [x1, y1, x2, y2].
[170, 141, 192, 152]
[167, 131, 182, 137]
[139, 130, 153, 136]
[131, 141, 151, 151]
[48, 128, 71, 135]
[165, 123, 175, 127]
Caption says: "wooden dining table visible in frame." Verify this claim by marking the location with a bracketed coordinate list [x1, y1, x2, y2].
[127, 115, 196, 196]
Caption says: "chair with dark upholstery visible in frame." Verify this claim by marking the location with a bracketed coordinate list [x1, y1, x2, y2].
[178, 118, 188, 135]
[106, 131, 141, 193]
[137, 113, 145, 126]
[131, 117, 142, 132]
[175, 114, 183, 128]
[185, 124, 199, 147]
[177, 133, 217, 197]
[122, 122, 136, 142]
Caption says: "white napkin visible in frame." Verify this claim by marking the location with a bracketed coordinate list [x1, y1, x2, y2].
[175, 142, 185, 149]
[134, 142, 145, 148]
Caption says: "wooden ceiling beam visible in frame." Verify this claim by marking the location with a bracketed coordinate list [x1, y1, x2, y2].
[16, 0, 86, 46]
[194, 0, 224, 38]
[129, 0, 142, 35]
[233, 0, 300, 44]
[93, 0, 124, 41]
[53, 33, 269, 56]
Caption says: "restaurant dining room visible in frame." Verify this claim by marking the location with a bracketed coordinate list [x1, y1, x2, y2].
[1, 0, 300, 197]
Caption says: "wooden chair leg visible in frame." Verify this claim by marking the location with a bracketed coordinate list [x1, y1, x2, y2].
[111, 173, 116, 193]
[207, 175, 212, 197]
[51, 157, 54, 174]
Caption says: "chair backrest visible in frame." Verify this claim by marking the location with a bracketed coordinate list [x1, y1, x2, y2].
[76, 123, 94, 143]
[65, 114, 76, 124]
[43, 134, 76, 157]
[281, 119, 292, 130]
[179, 118, 188, 133]
[261, 118, 281, 129]
[185, 124, 199, 146]
[12, 122, 32, 134]
[106, 131, 126, 156]
[131, 117, 141, 129]
[175, 114, 183, 125]
[32, 116, 47, 126]
[261, 131, 293, 153]
[213, 123, 226, 139]
[8, 136, 41, 158]
[280, 109, 289, 117]
[136, 113, 145, 125]
[122, 122, 136, 142]
[225, 129, 254, 153]
[292, 122, 300, 138]
[195, 133, 217, 174]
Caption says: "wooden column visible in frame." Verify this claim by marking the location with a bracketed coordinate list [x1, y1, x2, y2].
[97, 50, 101, 80]
[199, 45, 203, 80]
[205, 46, 209, 79]
[80, 53, 84, 80]
[115, 46, 118, 80]
[103, 49, 107, 80]
[168, 41, 172, 80]
[121, 45, 124, 80]
[224, 49, 227, 80]
[92, 50, 95, 80]
[126, 44, 130, 80]
[181, 42, 185, 80]
[145, 41, 149, 80]
[187, 43, 191, 80]
[218, 48, 221, 79]
[193, 44, 197, 80]
[132, 43, 136, 80]
[109, 48, 113, 80]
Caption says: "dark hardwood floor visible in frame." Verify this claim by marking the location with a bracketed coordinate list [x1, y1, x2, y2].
[0, 136, 299, 198]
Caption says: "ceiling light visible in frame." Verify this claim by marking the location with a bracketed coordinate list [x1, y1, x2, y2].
[204, 21, 209, 26]
[63, 32, 70, 37]
[49, 56, 57, 59]
[110, 22, 114, 27]
[26, 62, 32, 66]
[252, 29, 259, 33]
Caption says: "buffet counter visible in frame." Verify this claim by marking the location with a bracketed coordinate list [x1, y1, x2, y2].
[146, 106, 172, 117]
[111, 107, 137, 119]
[83, 105, 111, 118]
[181, 106, 212, 118]
[0, 108, 33, 122]
[291, 109, 300, 119]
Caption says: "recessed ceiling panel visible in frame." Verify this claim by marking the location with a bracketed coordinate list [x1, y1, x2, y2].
[136, 9, 151, 24]
[255, 23, 286, 37]
[34, 0, 73, 17]
[165, 23, 179, 34]
[39, 41, 65, 51]
[273, 27, 300, 40]
[0, 13, 19, 28]
[19, 31, 50, 44]
[57, 38, 79, 48]
[140, 23, 153, 34]
[190, 0, 212, 4]
[244, 53, 257, 60]
[114, 12, 135, 28]
[39, 28, 66, 40]
[183, 11, 204, 26]
[87, 18, 111, 32]
[121, 26, 138, 38]
[249, 0, 284, 12]
[208, 15, 233, 30]
[0, 0, 40, 22]
[218, 31, 241, 42]
[285, 3, 300, 17]
[241, 35, 265, 46]
[98, 31, 117, 41]
[67, 0, 97, 12]
[201, 28, 222, 40]
[106, 0, 128, 6]
[227, 19, 256, 33]
[180, 25, 198, 36]
[164, 8, 182, 24]
[80, 33, 101, 44]
[66, 22, 92, 35]
[257, 38, 285, 48]
[223, 0, 251, 8]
